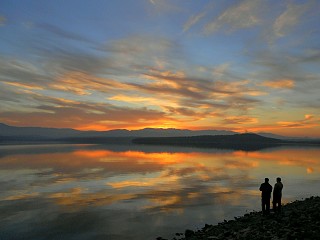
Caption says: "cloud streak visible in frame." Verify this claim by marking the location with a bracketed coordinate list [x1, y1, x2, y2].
[0, 15, 6, 26]
[203, 0, 264, 34]
[273, 2, 312, 38]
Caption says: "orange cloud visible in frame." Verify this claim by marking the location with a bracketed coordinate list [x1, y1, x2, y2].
[3, 81, 44, 90]
[224, 116, 258, 125]
[277, 114, 319, 129]
[305, 114, 314, 120]
[108, 94, 178, 109]
[261, 79, 295, 89]
[51, 71, 131, 95]
[233, 115, 319, 137]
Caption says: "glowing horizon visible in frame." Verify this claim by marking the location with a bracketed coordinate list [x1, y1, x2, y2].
[1, 1, 320, 137]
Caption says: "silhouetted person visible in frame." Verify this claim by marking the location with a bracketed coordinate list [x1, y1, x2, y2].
[259, 178, 272, 215]
[273, 177, 283, 213]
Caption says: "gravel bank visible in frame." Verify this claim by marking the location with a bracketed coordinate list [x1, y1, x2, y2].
[157, 196, 320, 240]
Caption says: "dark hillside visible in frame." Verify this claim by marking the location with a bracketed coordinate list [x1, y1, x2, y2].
[132, 133, 284, 151]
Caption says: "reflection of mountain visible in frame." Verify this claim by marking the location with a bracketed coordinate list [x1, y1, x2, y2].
[132, 133, 320, 151]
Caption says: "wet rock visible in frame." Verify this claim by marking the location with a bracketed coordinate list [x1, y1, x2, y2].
[184, 229, 194, 239]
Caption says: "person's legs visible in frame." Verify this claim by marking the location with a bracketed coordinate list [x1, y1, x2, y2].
[278, 198, 282, 212]
[261, 199, 266, 214]
[273, 200, 277, 212]
[266, 199, 270, 214]
[273, 197, 281, 213]
[262, 198, 270, 214]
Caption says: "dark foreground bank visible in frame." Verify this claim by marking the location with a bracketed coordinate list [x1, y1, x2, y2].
[158, 196, 320, 240]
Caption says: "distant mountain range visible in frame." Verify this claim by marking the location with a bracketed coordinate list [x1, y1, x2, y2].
[1, 123, 320, 150]
[0, 122, 315, 144]
[0, 123, 237, 140]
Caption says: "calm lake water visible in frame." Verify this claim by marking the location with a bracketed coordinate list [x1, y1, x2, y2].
[0, 144, 319, 240]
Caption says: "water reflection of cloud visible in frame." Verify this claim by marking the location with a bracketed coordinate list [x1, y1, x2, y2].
[4, 192, 40, 201]
[223, 159, 259, 169]
[0, 197, 118, 240]
[1, 145, 320, 239]
[237, 148, 320, 174]
[0, 146, 261, 215]
[48, 188, 137, 209]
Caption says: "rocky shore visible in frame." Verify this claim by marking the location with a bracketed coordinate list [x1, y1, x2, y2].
[158, 196, 320, 240]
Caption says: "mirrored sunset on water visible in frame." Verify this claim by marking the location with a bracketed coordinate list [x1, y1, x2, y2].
[1, 144, 319, 239]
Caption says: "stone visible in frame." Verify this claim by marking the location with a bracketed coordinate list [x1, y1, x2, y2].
[185, 229, 194, 239]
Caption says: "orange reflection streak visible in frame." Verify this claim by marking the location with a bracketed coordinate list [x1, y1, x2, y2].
[73, 149, 188, 165]
[1, 147, 319, 175]
[48, 187, 136, 208]
[4, 192, 40, 201]
[121, 151, 186, 165]
[307, 167, 314, 174]
[232, 148, 320, 174]
[74, 150, 111, 158]
[147, 195, 182, 208]
[108, 175, 179, 189]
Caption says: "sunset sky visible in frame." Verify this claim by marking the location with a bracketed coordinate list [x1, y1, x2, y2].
[1, 0, 320, 137]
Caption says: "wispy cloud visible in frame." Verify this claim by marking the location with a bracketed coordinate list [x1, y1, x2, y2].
[0, 15, 6, 26]
[183, 11, 207, 32]
[273, 2, 312, 38]
[3, 81, 44, 90]
[0, 57, 49, 85]
[148, 0, 181, 13]
[50, 71, 130, 95]
[204, 0, 264, 34]
[277, 115, 319, 129]
[37, 23, 94, 43]
[223, 116, 258, 125]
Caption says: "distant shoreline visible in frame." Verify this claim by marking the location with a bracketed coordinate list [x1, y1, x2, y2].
[1, 133, 320, 151]
[158, 196, 320, 240]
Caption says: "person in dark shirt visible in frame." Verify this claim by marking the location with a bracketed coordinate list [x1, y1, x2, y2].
[259, 178, 273, 215]
[273, 177, 283, 213]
